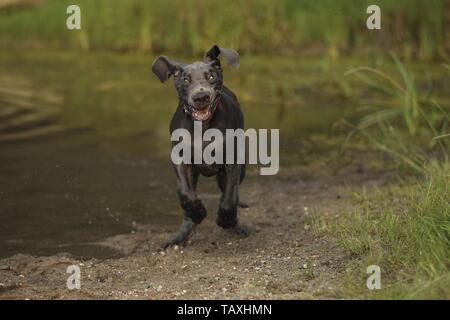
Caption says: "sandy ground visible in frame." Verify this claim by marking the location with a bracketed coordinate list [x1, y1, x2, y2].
[0, 161, 391, 299]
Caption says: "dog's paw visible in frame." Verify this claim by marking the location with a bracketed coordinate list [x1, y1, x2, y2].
[160, 235, 192, 251]
[229, 223, 250, 238]
[160, 239, 183, 251]
[159, 218, 196, 250]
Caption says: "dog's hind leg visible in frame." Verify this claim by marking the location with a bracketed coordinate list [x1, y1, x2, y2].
[218, 165, 249, 209]
[161, 165, 206, 250]
[238, 164, 249, 208]
[216, 164, 250, 237]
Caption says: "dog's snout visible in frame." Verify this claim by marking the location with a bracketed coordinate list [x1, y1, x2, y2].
[192, 91, 211, 105]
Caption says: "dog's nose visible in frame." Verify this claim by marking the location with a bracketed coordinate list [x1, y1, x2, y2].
[192, 91, 211, 105]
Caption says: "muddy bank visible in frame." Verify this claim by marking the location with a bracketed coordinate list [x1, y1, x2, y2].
[0, 161, 394, 300]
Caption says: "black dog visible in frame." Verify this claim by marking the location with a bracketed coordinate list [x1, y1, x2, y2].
[152, 45, 249, 249]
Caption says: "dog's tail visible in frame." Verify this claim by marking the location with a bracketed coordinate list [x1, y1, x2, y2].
[238, 201, 249, 209]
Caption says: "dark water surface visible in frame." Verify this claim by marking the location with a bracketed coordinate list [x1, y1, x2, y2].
[1, 52, 443, 259]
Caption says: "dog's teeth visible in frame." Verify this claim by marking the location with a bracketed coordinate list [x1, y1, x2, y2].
[193, 109, 211, 121]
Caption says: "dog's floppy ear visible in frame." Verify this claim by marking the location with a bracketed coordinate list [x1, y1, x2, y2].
[151, 56, 182, 83]
[204, 45, 240, 68]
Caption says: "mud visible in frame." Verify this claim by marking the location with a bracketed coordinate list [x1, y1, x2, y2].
[0, 159, 393, 299]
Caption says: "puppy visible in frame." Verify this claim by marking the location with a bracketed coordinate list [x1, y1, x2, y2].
[152, 45, 248, 249]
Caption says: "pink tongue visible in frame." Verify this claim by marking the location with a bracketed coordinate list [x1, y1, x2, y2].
[194, 109, 210, 120]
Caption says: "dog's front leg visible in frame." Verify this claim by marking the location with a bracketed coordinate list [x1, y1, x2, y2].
[161, 164, 206, 250]
[216, 164, 250, 237]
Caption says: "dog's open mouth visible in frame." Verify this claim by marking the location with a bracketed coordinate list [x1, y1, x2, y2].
[192, 106, 212, 121]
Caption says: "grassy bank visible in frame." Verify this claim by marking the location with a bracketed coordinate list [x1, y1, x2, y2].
[306, 57, 450, 299]
[329, 162, 449, 299]
[0, 0, 449, 59]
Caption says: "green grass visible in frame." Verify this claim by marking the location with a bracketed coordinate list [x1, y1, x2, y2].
[0, 0, 448, 59]
[333, 56, 449, 298]
[344, 57, 449, 172]
[332, 162, 450, 299]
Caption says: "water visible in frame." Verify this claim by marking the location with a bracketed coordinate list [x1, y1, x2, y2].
[1, 52, 443, 259]
[0, 53, 183, 258]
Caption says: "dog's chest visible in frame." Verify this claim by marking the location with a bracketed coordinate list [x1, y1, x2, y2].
[195, 163, 221, 177]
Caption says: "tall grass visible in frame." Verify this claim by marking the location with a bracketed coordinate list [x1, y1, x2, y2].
[332, 54, 450, 298]
[0, 0, 448, 59]
[344, 56, 449, 172]
[333, 162, 450, 299]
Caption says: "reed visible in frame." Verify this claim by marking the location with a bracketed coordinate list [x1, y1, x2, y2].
[344, 55, 449, 172]
[0, 0, 447, 59]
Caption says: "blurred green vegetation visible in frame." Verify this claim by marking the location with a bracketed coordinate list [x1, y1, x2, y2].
[343, 55, 449, 172]
[0, 0, 449, 60]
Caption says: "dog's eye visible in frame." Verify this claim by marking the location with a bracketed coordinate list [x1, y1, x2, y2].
[183, 77, 190, 84]
[207, 74, 215, 81]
